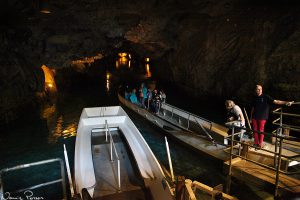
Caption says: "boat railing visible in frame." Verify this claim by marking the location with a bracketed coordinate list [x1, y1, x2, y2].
[105, 120, 121, 191]
[0, 158, 67, 200]
[225, 122, 300, 197]
[161, 103, 213, 130]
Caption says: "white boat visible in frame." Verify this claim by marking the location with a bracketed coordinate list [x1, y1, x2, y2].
[74, 106, 174, 199]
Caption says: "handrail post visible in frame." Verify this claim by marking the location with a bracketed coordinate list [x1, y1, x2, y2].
[165, 137, 175, 182]
[59, 159, 67, 200]
[226, 126, 235, 193]
[229, 126, 234, 176]
[187, 114, 190, 129]
[171, 108, 174, 119]
[105, 120, 108, 142]
[275, 136, 283, 198]
[0, 172, 3, 200]
[274, 128, 280, 168]
[63, 144, 75, 197]
[110, 134, 113, 161]
[117, 159, 121, 191]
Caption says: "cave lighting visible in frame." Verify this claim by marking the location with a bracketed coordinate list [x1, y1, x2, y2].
[118, 53, 127, 58]
[116, 52, 131, 67]
[41, 65, 57, 92]
[39, 0, 51, 14]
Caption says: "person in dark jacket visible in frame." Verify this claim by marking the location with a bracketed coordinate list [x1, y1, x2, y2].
[250, 84, 293, 148]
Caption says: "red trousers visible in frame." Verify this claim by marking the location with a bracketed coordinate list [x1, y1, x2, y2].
[252, 119, 267, 146]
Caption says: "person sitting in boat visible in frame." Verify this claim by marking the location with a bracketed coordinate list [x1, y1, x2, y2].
[130, 89, 139, 104]
[152, 89, 161, 114]
[138, 83, 148, 108]
[225, 100, 246, 141]
[138, 86, 144, 105]
[146, 88, 152, 110]
[142, 83, 148, 108]
[160, 89, 166, 103]
[124, 85, 130, 100]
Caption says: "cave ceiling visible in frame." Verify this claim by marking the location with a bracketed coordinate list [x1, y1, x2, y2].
[1, 0, 300, 123]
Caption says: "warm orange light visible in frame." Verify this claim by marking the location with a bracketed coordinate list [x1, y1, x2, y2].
[71, 54, 103, 65]
[40, 10, 51, 14]
[118, 52, 127, 58]
[118, 56, 128, 65]
[146, 63, 151, 78]
[145, 57, 150, 62]
[116, 60, 119, 69]
[42, 65, 57, 92]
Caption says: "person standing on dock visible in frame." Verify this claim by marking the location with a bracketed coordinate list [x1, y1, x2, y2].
[225, 100, 246, 140]
[250, 84, 294, 148]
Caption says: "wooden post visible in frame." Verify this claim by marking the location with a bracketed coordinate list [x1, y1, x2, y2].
[241, 142, 249, 158]
[176, 176, 185, 200]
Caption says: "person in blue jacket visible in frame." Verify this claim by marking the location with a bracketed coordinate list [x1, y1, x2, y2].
[130, 89, 138, 104]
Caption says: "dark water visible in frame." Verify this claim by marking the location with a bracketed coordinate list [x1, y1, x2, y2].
[0, 56, 274, 200]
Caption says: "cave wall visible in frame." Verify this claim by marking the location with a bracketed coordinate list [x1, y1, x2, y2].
[155, 0, 300, 102]
[1, 0, 300, 123]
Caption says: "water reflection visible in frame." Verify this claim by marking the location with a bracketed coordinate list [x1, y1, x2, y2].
[146, 63, 152, 78]
[106, 71, 111, 93]
[62, 123, 77, 138]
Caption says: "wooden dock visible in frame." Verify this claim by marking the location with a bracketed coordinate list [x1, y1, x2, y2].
[224, 141, 300, 194]
[224, 158, 300, 194]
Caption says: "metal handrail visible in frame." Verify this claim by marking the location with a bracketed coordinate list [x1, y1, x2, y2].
[105, 120, 121, 191]
[162, 102, 213, 125]
[226, 123, 300, 197]
[91, 122, 121, 190]
[273, 111, 300, 118]
[0, 158, 67, 200]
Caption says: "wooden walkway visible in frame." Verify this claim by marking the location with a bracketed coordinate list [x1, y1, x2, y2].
[224, 158, 300, 193]
[223, 140, 300, 194]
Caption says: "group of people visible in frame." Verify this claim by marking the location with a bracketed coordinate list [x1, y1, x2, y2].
[225, 84, 294, 149]
[125, 83, 166, 114]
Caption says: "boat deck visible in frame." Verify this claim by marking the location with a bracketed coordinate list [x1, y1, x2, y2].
[92, 130, 150, 200]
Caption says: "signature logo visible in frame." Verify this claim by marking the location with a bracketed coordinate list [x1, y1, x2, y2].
[1, 190, 44, 200]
